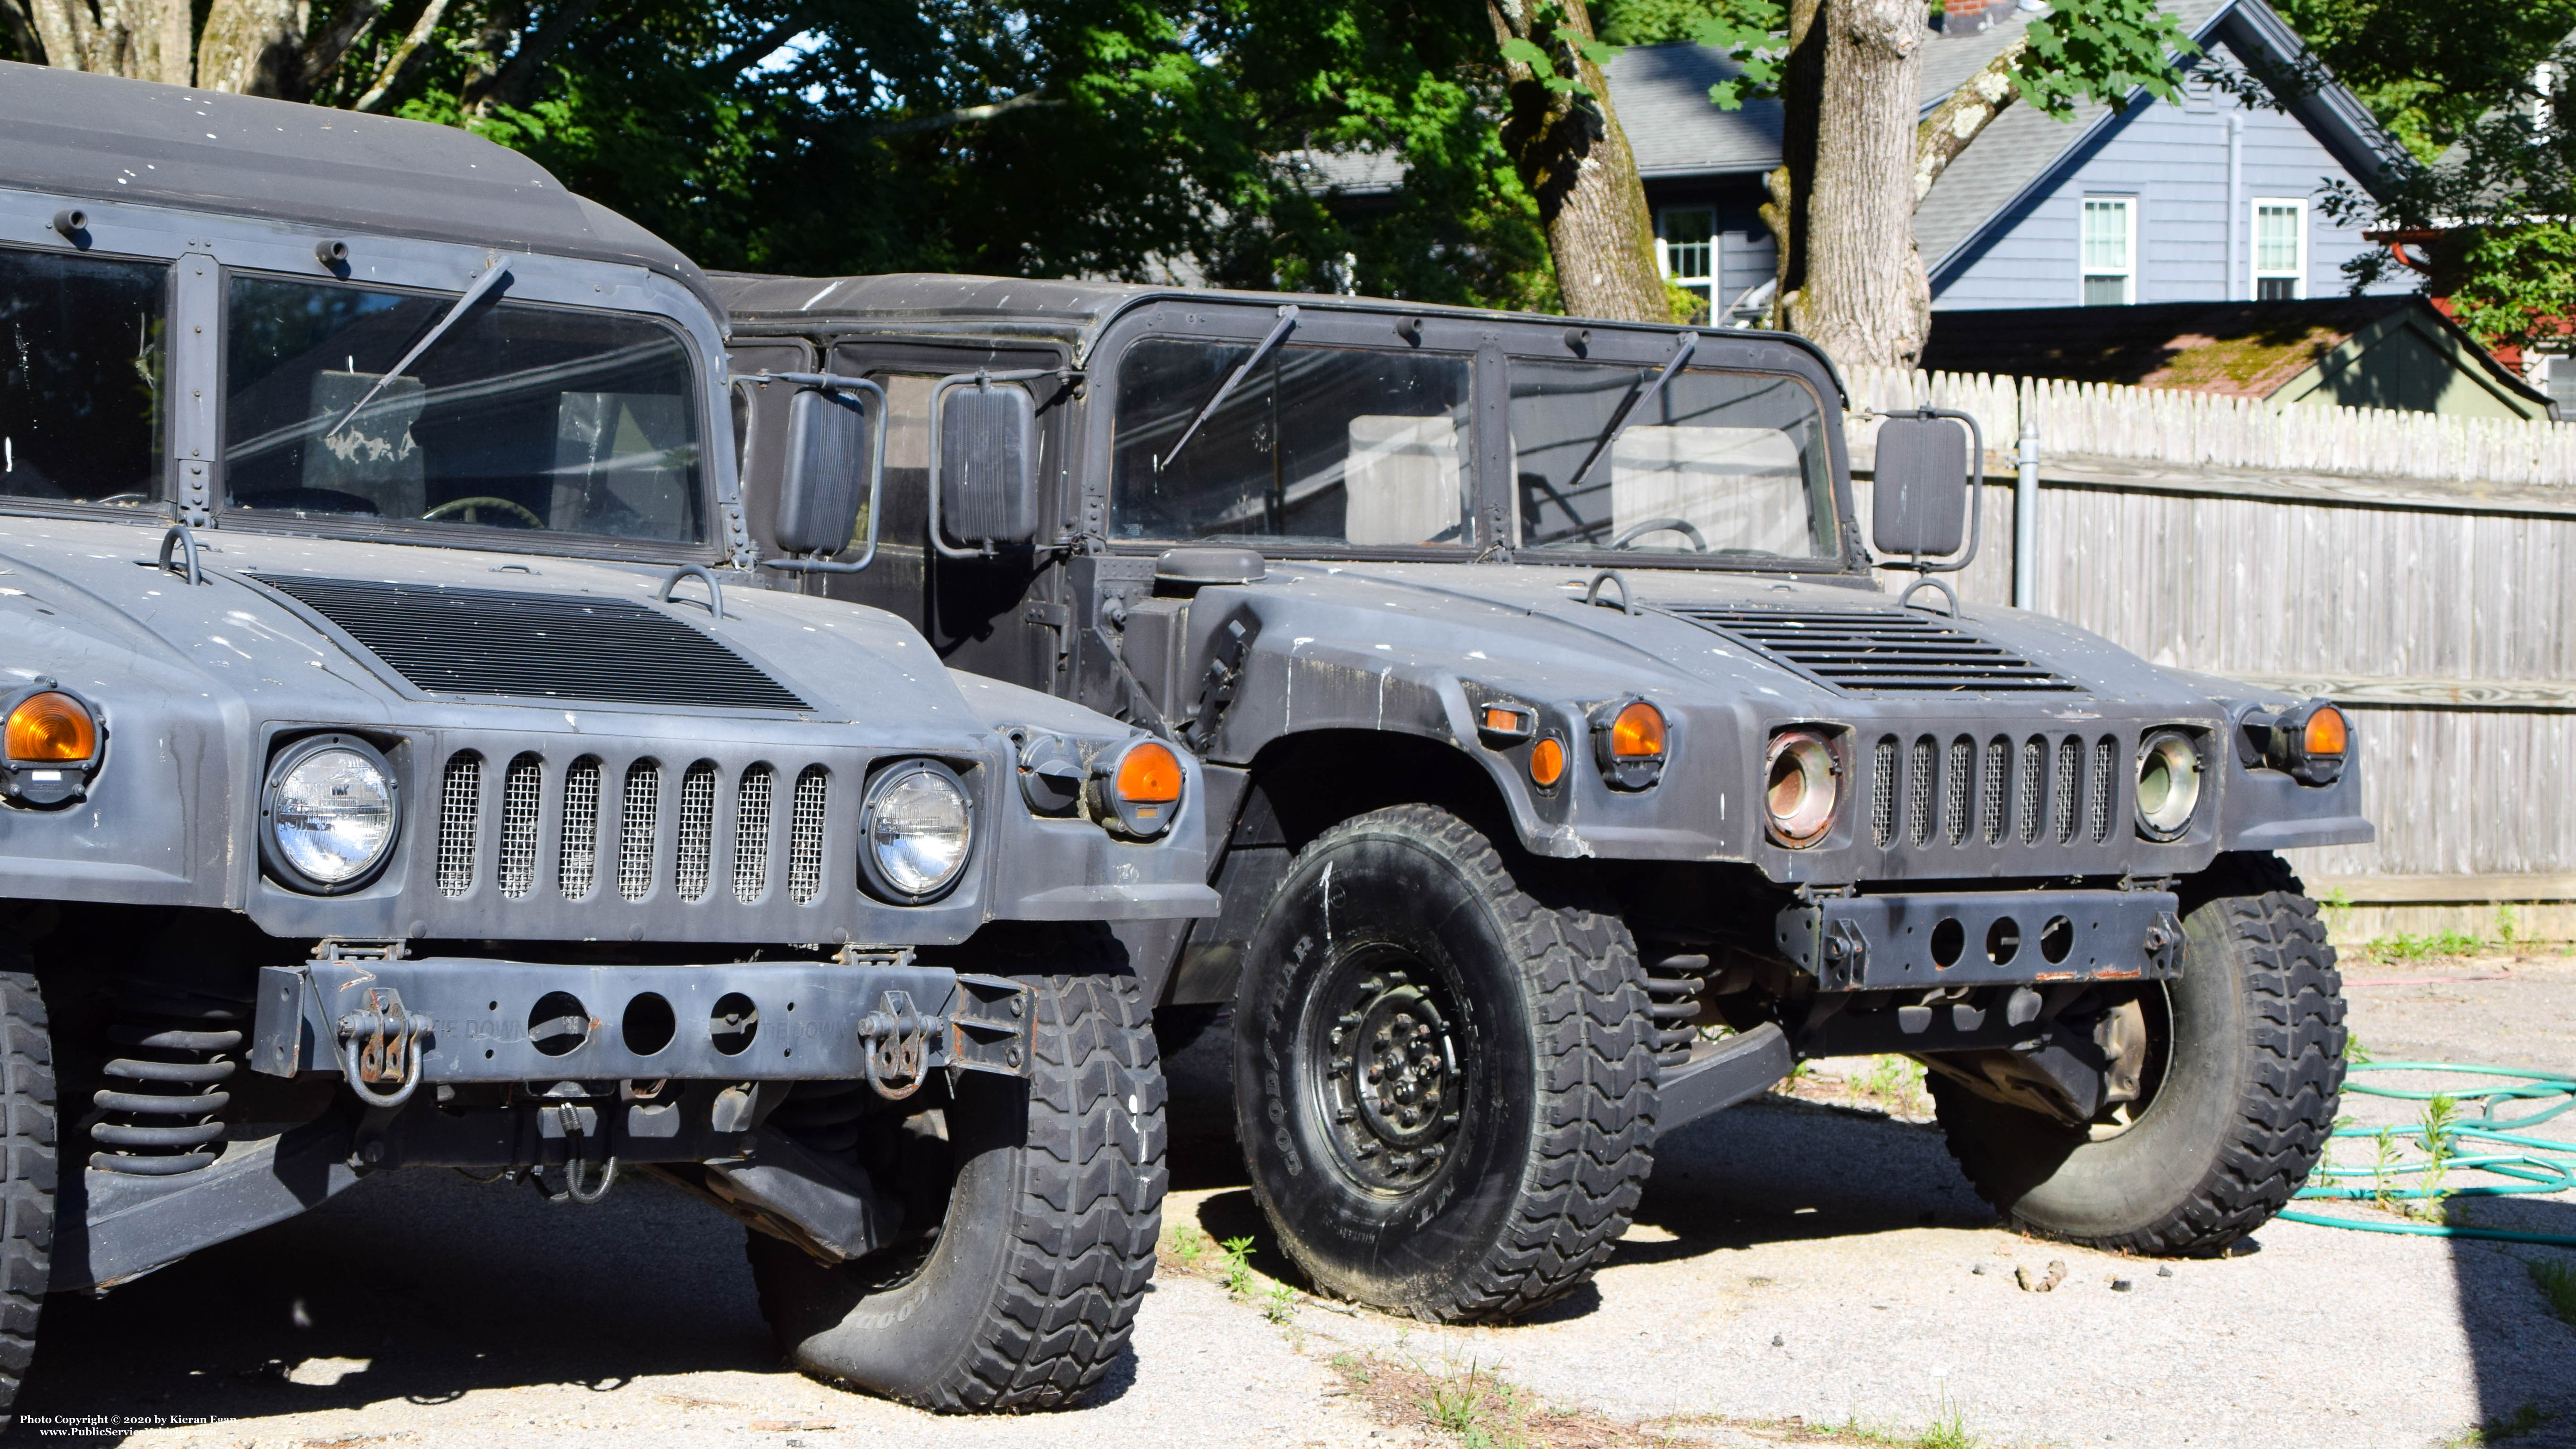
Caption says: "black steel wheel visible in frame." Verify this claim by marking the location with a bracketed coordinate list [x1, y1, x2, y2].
[0, 966, 53, 1426]
[747, 926, 1164, 1412]
[1233, 805, 1656, 1322]
[1931, 852, 2345, 1254]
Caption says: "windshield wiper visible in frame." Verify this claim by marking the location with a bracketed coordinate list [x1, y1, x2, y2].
[326, 254, 516, 441]
[1154, 303, 1299, 473]
[1562, 330, 1698, 491]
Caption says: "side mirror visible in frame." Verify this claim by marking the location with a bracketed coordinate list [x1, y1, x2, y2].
[775, 386, 872, 555]
[929, 374, 1040, 555]
[1872, 415, 1972, 560]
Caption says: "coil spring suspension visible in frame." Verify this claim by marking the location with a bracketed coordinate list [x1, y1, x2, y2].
[1644, 952, 1712, 1070]
[90, 982, 245, 1176]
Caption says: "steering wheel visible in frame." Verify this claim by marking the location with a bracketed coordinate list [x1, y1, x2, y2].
[1609, 517, 1709, 552]
[423, 495, 546, 528]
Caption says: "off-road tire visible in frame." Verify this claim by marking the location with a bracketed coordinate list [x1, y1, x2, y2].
[748, 934, 1164, 1412]
[1931, 851, 2343, 1254]
[1233, 805, 1656, 1322]
[0, 970, 55, 1426]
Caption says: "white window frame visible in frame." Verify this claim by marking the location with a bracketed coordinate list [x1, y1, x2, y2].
[2079, 195, 2137, 306]
[2250, 197, 2308, 301]
[1654, 206, 1718, 314]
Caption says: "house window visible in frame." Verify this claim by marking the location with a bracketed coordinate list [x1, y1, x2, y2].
[2253, 199, 2307, 300]
[1656, 207, 1716, 321]
[2081, 196, 2136, 306]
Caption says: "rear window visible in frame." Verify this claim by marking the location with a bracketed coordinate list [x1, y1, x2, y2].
[1110, 339, 1473, 549]
[0, 247, 166, 507]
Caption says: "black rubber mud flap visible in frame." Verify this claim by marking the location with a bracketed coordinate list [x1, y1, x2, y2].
[1233, 805, 1656, 1323]
[748, 960, 1165, 1412]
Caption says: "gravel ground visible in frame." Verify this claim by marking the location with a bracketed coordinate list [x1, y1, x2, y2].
[9, 950, 2569, 1449]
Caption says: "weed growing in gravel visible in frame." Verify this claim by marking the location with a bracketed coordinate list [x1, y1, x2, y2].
[2443, 1402, 2555, 1446]
[2530, 1258, 2576, 1326]
[1261, 1280, 1298, 1325]
[1168, 1222, 1207, 1271]
[1217, 1235, 1258, 1297]
[1837, 1398, 1983, 1449]
[2365, 929, 2484, 963]
[2413, 1094, 2461, 1221]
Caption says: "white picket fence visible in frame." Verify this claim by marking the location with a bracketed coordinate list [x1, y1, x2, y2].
[1842, 365, 2576, 488]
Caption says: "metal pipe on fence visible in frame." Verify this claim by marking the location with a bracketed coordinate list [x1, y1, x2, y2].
[2014, 400, 2039, 610]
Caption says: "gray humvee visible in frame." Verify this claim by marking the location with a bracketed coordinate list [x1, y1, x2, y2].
[718, 272, 2366, 1323]
[0, 69, 1216, 1415]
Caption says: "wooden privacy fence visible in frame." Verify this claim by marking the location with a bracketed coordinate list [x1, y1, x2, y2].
[1839, 367, 2576, 932]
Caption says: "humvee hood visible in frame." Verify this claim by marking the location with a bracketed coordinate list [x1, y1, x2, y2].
[0, 517, 974, 736]
[1218, 560, 2216, 712]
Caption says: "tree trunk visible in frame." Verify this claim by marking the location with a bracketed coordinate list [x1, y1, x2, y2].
[1793, 0, 1928, 371]
[121, 0, 194, 84]
[1758, 0, 1827, 330]
[196, 0, 306, 95]
[1485, 0, 1668, 324]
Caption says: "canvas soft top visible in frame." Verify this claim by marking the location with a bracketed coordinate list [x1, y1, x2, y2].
[0, 61, 715, 310]
[709, 271, 1845, 398]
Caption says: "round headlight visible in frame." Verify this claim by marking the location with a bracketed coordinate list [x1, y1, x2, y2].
[1764, 729, 1839, 847]
[862, 761, 973, 902]
[2135, 730, 2203, 841]
[262, 736, 398, 892]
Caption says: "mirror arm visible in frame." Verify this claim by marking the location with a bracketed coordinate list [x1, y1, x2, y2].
[1876, 405, 1984, 580]
[736, 371, 888, 574]
[926, 366, 1079, 560]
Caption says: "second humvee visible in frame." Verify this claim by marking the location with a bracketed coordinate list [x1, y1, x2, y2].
[716, 272, 2365, 1322]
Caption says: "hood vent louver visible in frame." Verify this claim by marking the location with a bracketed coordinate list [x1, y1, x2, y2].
[257, 576, 811, 712]
[1658, 605, 2080, 695]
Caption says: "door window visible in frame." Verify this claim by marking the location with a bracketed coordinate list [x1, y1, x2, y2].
[224, 274, 705, 543]
[0, 247, 166, 506]
[1110, 339, 1473, 549]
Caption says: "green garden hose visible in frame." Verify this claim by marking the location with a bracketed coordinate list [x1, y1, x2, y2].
[2277, 1062, 2576, 1247]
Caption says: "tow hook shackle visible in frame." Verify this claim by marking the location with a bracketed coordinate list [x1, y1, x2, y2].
[335, 989, 428, 1109]
[857, 990, 945, 1101]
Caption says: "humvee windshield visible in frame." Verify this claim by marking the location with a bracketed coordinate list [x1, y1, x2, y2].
[0, 248, 166, 506]
[1106, 336, 1839, 563]
[1112, 340, 1474, 549]
[223, 275, 705, 543]
[1510, 362, 1840, 561]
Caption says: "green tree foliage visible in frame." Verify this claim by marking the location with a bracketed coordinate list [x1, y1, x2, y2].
[2271, 0, 2576, 163]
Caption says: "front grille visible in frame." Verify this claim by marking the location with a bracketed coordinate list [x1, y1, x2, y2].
[437, 753, 481, 897]
[1659, 605, 2079, 694]
[1860, 728, 2138, 863]
[439, 749, 840, 916]
[256, 576, 811, 712]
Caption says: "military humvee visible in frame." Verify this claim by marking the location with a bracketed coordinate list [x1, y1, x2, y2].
[0, 69, 1217, 1415]
[716, 272, 2365, 1323]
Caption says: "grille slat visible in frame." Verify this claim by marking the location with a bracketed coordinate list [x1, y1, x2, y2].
[1979, 737, 2007, 844]
[498, 754, 541, 898]
[256, 576, 811, 711]
[1944, 736, 1972, 845]
[1906, 736, 1935, 847]
[788, 767, 829, 905]
[2089, 736, 2117, 844]
[1659, 606, 2079, 694]
[734, 765, 774, 903]
[619, 762, 661, 901]
[1870, 737, 1897, 849]
[437, 754, 482, 897]
[2019, 737, 2044, 845]
[676, 762, 718, 902]
[559, 757, 602, 899]
[2053, 737, 2080, 844]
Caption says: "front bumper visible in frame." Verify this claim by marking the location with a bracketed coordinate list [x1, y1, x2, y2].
[1775, 889, 2184, 991]
[249, 955, 1030, 1086]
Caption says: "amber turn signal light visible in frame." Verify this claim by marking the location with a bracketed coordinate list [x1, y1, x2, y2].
[5, 691, 96, 762]
[1592, 699, 1668, 790]
[2303, 703, 2348, 758]
[2258, 698, 2348, 787]
[1115, 740, 1184, 804]
[1529, 737, 1567, 789]
[1608, 701, 1666, 759]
